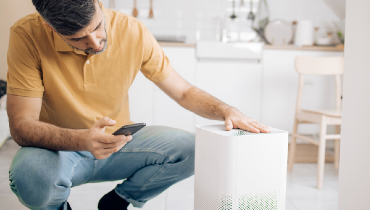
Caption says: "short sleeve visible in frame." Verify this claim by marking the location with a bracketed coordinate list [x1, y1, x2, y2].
[7, 27, 44, 97]
[140, 26, 172, 83]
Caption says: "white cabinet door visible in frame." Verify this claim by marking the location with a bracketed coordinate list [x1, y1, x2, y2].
[262, 50, 344, 133]
[153, 47, 197, 133]
[195, 60, 262, 126]
[262, 50, 300, 133]
[128, 72, 155, 125]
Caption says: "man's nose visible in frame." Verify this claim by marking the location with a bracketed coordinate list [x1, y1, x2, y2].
[88, 34, 100, 49]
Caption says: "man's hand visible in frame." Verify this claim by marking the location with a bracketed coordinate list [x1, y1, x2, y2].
[224, 107, 271, 133]
[85, 117, 132, 159]
[155, 70, 271, 133]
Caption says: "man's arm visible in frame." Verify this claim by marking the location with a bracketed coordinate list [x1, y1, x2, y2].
[7, 94, 131, 159]
[155, 69, 270, 133]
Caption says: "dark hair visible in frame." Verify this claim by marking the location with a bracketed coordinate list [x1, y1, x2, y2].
[32, 0, 97, 36]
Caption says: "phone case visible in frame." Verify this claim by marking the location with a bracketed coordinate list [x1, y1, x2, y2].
[112, 123, 146, 136]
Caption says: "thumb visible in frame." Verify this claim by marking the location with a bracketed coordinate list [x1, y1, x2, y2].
[95, 117, 116, 128]
[225, 118, 233, 131]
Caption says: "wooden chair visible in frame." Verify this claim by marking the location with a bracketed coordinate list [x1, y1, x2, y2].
[287, 56, 344, 189]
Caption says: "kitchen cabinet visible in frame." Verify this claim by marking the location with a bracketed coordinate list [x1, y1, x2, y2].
[153, 47, 197, 133]
[129, 44, 344, 135]
[128, 70, 155, 125]
[195, 60, 262, 126]
[129, 47, 197, 132]
[261, 49, 344, 133]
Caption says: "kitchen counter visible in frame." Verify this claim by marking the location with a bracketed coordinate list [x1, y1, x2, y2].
[264, 44, 344, 52]
[159, 42, 344, 52]
[158, 42, 196, 47]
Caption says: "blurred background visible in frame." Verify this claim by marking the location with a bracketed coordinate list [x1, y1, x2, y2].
[4, 1, 369, 210]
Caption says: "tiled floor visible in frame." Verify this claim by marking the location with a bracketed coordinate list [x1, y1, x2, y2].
[0, 139, 339, 210]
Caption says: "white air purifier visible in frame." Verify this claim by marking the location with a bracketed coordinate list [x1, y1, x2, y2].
[194, 125, 288, 210]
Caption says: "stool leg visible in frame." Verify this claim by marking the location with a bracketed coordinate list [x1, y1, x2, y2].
[334, 125, 341, 169]
[288, 119, 299, 171]
[317, 117, 327, 189]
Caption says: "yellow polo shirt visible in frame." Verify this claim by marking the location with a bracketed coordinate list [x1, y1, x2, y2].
[7, 5, 172, 134]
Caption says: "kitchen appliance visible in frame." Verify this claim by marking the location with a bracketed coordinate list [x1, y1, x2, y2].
[194, 124, 288, 210]
[132, 0, 138, 17]
[247, 0, 255, 20]
[264, 19, 293, 45]
[153, 35, 186, 43]
[316, 37, 332, 46]
[294, 20, 314, 46]
[149, 0, 153, 18]
[230, 0, 237, 19]
[252, 0, 269, 43]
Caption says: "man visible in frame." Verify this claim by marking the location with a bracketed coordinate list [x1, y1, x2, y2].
[7, 0, 270, 209]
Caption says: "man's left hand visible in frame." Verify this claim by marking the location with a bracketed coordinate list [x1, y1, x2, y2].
[224, 107, 271, 133]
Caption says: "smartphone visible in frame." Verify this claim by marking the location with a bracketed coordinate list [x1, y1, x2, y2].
[112, 123, 146, 136]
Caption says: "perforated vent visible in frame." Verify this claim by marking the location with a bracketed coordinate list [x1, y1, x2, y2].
[219, 195, 233, 210]
[195, 190, 234, 210]
[238, 191, 278, 210]
[153, 35, 186, 43]
[195, 189, 219, 210]
[215, 130, 252, 136]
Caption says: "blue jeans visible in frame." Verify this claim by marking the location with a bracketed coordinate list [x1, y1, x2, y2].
[9, 126, 195, 210]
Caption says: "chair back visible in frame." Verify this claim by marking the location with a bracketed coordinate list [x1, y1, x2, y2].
[294, 56, 344, 113]
[295, 57, 344, 75]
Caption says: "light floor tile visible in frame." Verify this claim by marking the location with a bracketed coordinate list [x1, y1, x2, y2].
[0, 193, 28, 210]
[0, 178, 12, 195]
[289, 197, 338, 210]
[285, 198, 298, 210]
[0, 139, 340, 210]
[166, 177, 194, 210]
[127, 190, 168, 210]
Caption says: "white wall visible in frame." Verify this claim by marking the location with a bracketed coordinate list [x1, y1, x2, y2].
[338, 0, 370, 209]
[0, 0, 36, 80]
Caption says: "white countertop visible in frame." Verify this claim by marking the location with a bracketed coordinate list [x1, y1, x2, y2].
[159, 42, 344, 52]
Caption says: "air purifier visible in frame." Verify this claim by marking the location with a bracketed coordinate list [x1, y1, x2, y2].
[194, 124, 288, 210]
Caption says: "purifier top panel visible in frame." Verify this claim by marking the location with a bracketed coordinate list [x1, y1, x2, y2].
[197, 124, 287, 136]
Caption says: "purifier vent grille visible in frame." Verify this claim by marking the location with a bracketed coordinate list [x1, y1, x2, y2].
[219, 195, 233, 210]
[215, 130, 252, 136]
[195, 190, 234, 210]
[194, 189, 219, 210]
[238, 191, 278, 210]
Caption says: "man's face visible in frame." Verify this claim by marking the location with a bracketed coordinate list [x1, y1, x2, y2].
[59, 3, 108, 55]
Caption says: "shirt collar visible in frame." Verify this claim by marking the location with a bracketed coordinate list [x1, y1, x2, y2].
[54, 2, 113, 53]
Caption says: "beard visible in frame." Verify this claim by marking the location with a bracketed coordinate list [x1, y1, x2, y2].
[65, 30, 108, 55]
[59, 15, 109, 55]
[80, 38, 108, 55]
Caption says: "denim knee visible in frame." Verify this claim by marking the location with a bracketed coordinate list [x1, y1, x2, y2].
[169, 130, 195, 178]
[9, 147, 68, 208]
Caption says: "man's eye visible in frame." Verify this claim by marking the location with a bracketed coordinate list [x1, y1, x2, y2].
[72, 38, 82, 41]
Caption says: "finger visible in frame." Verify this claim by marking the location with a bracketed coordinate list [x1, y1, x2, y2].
[95, 117, 116, 129]
[252, 122, 271, 133]
[103, 146, 124, 155]
[102, 140, 127, 149]
[101, 135, 132, 147]
[239, 122, 260, 133]
[225, 118, 234, 131]
[97, 134, 129, 144]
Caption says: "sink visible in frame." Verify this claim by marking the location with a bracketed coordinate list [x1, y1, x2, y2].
[196, 41, 264, 60]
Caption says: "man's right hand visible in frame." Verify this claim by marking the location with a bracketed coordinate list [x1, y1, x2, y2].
[85, 117, 132, 159]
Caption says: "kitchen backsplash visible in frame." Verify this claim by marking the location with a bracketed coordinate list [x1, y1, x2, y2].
[100, 0, 341, 43]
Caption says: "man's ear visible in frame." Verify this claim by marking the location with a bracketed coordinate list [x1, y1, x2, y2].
[43, 22, 56, 33]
